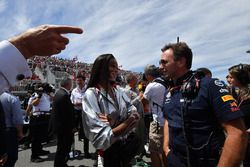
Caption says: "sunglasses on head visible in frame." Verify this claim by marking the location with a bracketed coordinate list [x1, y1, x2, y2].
[229, 63, 243, 72]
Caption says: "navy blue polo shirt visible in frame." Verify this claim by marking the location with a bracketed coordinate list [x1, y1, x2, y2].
[163, 72, 243, 157]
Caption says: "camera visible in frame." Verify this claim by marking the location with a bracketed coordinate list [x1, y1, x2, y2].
[34, 83, 55, 98]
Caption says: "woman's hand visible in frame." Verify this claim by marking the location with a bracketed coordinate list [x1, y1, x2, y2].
[98, 113, 110, 125]
[112, 114, 139, 137]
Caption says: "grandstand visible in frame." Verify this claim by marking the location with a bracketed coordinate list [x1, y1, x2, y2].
[12, 56, 142, 94]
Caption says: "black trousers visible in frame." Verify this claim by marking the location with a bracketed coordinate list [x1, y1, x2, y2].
[0, 102, 6, 156]
[74, 110, 89, 153]
[144, 114, 152, 143]
[54, 132, 74, 167]
[166, 150, 218, 167]
[29, 115, 49, 158]
[3, 128, 18, 167]
[243, 142, 250, 167]
[103, 133, 140, 167]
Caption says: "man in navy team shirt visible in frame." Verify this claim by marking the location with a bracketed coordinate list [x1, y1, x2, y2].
[159, 42, 247, 167]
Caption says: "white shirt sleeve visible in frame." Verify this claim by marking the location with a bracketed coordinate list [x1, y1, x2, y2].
[143, 83, 153, 101]
[70, 89, 75, 104]
[0, 40, 32, 94]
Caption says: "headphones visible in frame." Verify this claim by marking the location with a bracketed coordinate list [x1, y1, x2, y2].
[235, 64, 249, 86]
[180, 71, 204, 100]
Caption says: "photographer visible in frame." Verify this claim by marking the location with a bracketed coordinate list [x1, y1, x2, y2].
[29, 83, 52, 162]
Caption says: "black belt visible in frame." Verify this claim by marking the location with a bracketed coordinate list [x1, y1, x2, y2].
[172, 149, 219, 165]
[32, 111, 51, 116]
[31, 114, 51, 118]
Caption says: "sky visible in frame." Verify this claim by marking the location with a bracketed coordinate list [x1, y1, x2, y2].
[0, 0, 249, 80]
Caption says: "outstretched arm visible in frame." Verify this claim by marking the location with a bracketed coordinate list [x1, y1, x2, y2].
[8, 24, 83, 59]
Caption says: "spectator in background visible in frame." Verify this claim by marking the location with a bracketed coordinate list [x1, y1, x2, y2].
[123, 73, 146, 160]
[70, 73, 91, 158]
[140, 65, 167, 167]
[22, 89, 34, 149]
[228, 63, 250, 167]
[226, 74, 239, 99]
[52, 78, 75, 167]
[138, 74, 150, 151]
[196, 67, 212, 78]
[0, 102, 7, 166]
[29, 83, 51, 162]
[125, 74, 139, 94]
[0, 90, 24, 167]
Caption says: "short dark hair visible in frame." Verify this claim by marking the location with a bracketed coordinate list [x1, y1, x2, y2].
[144, 65, 160, 78]
[161, 42, 193, 69]
[60, 78, 72, 87]
[76, 73, 86, 81]
[126, 73, 137, 84]
[196, 67, 212, 77]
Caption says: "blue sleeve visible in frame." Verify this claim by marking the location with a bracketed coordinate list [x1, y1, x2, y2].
[208, 78, 243, 123]
[11, 97, 23, 125]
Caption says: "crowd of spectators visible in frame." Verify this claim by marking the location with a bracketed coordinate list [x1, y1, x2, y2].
[25, 56, 141, 89]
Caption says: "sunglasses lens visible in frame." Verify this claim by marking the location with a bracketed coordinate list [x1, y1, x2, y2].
[159, 60, 167, 65]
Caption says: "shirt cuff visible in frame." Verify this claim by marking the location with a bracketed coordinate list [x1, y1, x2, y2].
[0, 40, 32, 86]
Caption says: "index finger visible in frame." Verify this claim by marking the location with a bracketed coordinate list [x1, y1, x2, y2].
[52, 25, 83, 34]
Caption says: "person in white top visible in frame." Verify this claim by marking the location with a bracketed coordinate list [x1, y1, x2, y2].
[0, 24, 83, 165]
[140, 65, 167, 167]
[70, 73, 91, 158]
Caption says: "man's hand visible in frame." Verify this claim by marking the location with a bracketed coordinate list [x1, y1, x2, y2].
[163, 120, 170, 156]
[72, 128, 78, 133]
[74, 102, 82, 107]
[164, 146, 170, 157]
[17, 133, 24, 141]
[8, 25, 83, 59]
[0, 153, 8, 166]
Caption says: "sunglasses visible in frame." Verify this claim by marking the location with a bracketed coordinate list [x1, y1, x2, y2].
[159, 59, 168, 65]
[229, 63, 243, 72]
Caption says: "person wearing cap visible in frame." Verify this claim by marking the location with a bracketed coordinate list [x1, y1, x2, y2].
[0, 24, 83, 165]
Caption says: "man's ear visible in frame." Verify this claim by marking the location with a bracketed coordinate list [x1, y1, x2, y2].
[176, 57, 186, 68]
